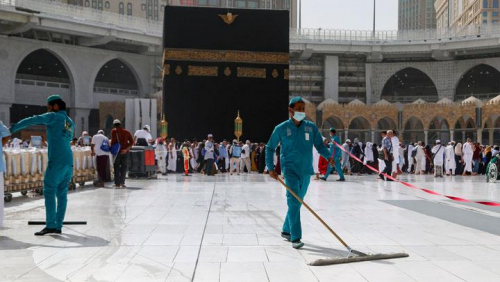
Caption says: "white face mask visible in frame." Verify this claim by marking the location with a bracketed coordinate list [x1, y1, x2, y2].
[293, 111, 306, 122]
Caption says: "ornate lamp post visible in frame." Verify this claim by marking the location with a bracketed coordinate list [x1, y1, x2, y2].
[160, 114, 168, 139]
[234, 111, 243, 142]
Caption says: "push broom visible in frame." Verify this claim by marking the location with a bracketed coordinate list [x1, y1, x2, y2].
[276, 177, 409, 266]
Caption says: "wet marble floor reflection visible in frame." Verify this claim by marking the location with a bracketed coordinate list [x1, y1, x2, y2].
[2, 173, 500, 281]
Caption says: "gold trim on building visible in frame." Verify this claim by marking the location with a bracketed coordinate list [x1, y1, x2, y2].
[219, 13, 238, 25]
[162, 64, 170, 76]
[188, 66, 219, 77]
[284, 69, 289, 80]
[237, 67, 266, 78]
[164, 48, 289, 65]
[272, 69, 279, 78]
[224, 67, 232, 76]
[175, 66, 183, 75]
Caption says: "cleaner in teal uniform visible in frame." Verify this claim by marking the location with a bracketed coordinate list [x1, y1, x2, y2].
[10, 95, 74, 236]
[321, 127, 345, 181]
[266, 97, 334, 249]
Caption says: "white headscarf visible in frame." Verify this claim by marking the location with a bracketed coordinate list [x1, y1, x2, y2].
[364, 142, 374, 164]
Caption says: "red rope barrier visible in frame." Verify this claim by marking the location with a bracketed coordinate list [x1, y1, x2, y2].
[332, 141, 500, 207]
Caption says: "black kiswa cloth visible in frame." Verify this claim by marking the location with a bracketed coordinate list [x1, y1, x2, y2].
[162, 6, 289, 142]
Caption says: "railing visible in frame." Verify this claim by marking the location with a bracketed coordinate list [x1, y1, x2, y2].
[291, 24, 500, 44]
[3, 0, 500, 45]
[93, 86, 138, 96]
[0, 0, 162, 36]
[15, 78, 70, 89]
[455, 93, 500, 101]
[382, 95, 439, 103]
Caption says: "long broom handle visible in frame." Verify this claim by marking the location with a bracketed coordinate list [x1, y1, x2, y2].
[276, 176, 352, 251]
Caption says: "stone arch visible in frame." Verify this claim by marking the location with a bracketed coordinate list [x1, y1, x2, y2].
[381, 67, 438, 103]
[484, 114, 500, 129]
[428, 116, 450, 143]
[453, 115, 477, 142]
[13, 47, 77, 106]
[454, 115, 476, 130]
[403, 116, 425, 143]
[455, 64, 500, 101]
[348, 116, 371, 142]
[92, 56, 143, 96]
[375, 116, 397, 131]
[322, 115, 344, 137]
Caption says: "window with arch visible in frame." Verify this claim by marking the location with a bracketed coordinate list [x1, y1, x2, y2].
[84, 0, 90, 7]
[98, 0, 103, 10]
[141, 4, 146, 11]
[119, 2, 124, 14]
[105, 1, 110, 8]
[127, 3, 132, 16]
[92, 0, 97, 9]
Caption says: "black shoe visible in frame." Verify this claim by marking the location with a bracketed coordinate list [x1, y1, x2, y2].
[336, 179, 345, 182]
[292, 240, 304, 249]
[320, 177, 327, 181]
[34, 228, 61, 236]
[281, 232, 291, 242]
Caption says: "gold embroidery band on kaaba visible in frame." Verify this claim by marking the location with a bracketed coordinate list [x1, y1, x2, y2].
[163, 48, 289, 65]
[237, 67, 266, 79]
[188, 66, 219, 77]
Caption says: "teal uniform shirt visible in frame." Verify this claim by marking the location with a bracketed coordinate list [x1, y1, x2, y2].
[324, 134, 345, 180]
[266, 119, 331, 176]
[11, 110, 74, 165]
[331, 135, 342, 159]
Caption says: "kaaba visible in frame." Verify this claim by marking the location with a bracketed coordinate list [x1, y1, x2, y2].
[162, 6, 289, 142]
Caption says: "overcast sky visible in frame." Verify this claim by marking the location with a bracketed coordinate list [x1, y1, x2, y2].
[301, 0, 399, 31]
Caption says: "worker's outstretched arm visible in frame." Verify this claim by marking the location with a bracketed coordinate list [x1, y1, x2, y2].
[10, 113, 55, 133]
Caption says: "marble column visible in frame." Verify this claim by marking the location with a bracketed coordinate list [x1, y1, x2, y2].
[345, 130, 349, 140]
[489, 129, 494, 145]
[450, 129, 454, 142]
[371, 130, 375, 143]
[424, 130, 428, 145]
[477, 129, 482, 144]
[462, 131, 466, 142]
[73, 108, 91, 137]
[324, 56, 339, 101]
[0, 103, 11, 125]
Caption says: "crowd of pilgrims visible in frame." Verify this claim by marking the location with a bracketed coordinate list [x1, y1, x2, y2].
[154, 132, 500, 179]
[311, 134, 500, 179]
[154, 137, 271, 176]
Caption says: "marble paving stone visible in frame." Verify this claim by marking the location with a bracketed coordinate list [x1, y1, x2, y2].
[173, 246, 201, 263]
[220, 262, 269, 282]
[308, 264, 368, 282]
[226, 246, 268, 262]
[432, 261, 500, 282]
[198, 246, 228, 263]
[222, 233, 258, 246]
[264, 261, 318, 282]
[3, 174, 500, 282]
[192, 263, 220, 282]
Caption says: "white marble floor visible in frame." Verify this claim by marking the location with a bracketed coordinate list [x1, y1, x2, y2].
[2, 173, 500, 282]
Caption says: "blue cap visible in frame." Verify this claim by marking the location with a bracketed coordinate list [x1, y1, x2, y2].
[289, 96, 304, 107]
[329, 127, 336, 132]
[47, 95, 63, 103]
